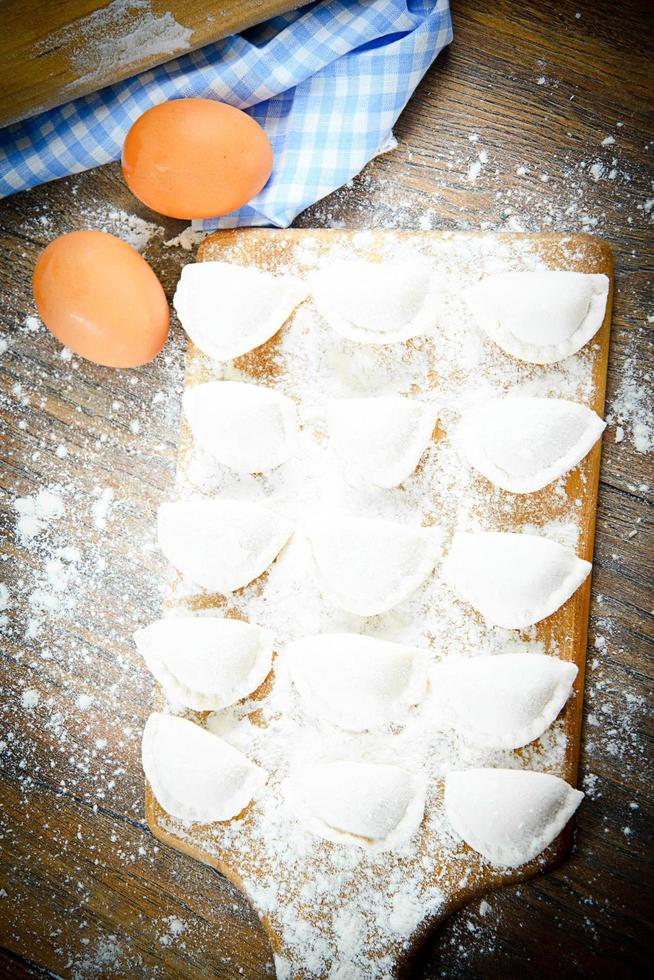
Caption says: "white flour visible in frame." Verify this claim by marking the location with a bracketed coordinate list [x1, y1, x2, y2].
[40, 0, 193, 93]
[90, 206, 163, 252]
[607, 357, 653, 453]
[164, 227, 208, 251]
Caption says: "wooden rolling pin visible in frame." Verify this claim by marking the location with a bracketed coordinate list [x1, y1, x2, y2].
[0, 0, 302, 128]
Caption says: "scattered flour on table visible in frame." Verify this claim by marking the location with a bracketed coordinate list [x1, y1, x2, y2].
[0, 319, 195, 974]
[23, 199, 163, 253]
[8, 486, 93, 633]
[606, 357, 653, 453]
[164, 227, 209, 251]
[14, 488, 65, 542]
[21, 689, 41, 709]
[91, 487, 114, 530]
[159, 915, 187, 946]
[584, 619, 650, 766]
[24, 314, 42, 332]
[88, 206, 162, 252]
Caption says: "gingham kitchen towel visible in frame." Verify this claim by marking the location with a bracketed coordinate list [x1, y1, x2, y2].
[0, 0, 452, 227]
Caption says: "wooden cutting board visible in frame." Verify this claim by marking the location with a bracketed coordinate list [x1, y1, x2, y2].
[0, 1, 302, 127]
[146, 229, 613, 978]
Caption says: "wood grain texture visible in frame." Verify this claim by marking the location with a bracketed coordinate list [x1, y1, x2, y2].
[0, 0, 652, 977]
[145, 226, 613, 978]
[0, 0, 302, 127]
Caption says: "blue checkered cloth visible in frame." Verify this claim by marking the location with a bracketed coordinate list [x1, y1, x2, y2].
[0, 0, 452, 228]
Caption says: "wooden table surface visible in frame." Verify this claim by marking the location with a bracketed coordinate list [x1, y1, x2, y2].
[0, 1, 652, 977]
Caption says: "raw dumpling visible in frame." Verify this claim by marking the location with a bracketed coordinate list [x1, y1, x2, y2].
[465, 271, 609, 363]
[458, 396, 605, 493]
[327, 396, 439, 488]
[183, 381, 298, 473]
[305, 512, 442, 616]
[429, 654, 578, 748]
[173, 261, 307, 361]
[286, 633, 429, 731]
[309, 258, 438, 344]
[134, 617, 274, 711]
[444, 768, 584, 867]
[158, 499, 293, 594]
[142, 712, 267, 823]
[443, 531, 591, 629]
[285, 760, 426, 851]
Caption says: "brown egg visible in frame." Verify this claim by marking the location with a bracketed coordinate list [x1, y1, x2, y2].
[121, 98, 273, 219]
[33, 230, 169, 368]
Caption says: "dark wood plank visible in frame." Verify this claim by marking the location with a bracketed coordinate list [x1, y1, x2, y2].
[0, 0, 652, 976]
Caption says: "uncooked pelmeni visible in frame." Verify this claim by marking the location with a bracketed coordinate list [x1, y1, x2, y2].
[183, 381, 298, 473]
[444, 768, 584, 867]
[173, 261, 307, 361]
[142, 712, 267, 823]
[285, 761, 426, 851]
[458, 397, 606, 494]
[305, 512, 442, 617]
[286, 633, 430, 732]
[429, 654, 578, 749]
[158, 499, 293, 594]
[309, 258, 438, 344]
[327, 396, 439, 488]
[464, 271, 609, 363]
[443, 531, 591, 629]
[134, 617, 274, 711]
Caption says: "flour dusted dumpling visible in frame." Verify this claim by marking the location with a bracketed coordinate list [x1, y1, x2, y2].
[183, 381, 298, 473]
[444, 768, 584, 867]
[465, 271, 609, 363]
[287, 633, 429, 731]
[158, 499, 293, 594]
[443, 531, 591, 629]
[173, 261, 307, 361]
[429, 654, 578, 748]
[458, 397, 605, 493]
[310, 258, 438, 344]
[135, 617, 274, 711]
[327, 396, 439, 488]
[286, 761, 426, 851]
[306, 512, 442, 616]
[142, 713, 267, 823]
